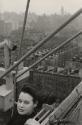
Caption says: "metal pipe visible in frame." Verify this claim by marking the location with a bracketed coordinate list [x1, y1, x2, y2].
[0, 8, 82, 79]
[38, 110, 51, 123]
[16, 31, 82, 79]
[34, 108, 45, 119]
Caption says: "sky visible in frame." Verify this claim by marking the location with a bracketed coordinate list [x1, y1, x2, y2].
[0, 0, 82, 15]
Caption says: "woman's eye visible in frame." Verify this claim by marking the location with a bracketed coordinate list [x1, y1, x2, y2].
[18, 99, 30, 105]
[24, 101, 29, 105]
[18, 99, 22, 103]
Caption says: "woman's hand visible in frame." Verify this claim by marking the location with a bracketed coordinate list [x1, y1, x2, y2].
[25, 118, 40, 125]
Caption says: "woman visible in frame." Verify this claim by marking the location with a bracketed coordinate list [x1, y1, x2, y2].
[7, 85, 41, 125]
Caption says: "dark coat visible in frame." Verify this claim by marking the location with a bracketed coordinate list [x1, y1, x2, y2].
[7, 103, 42, 125]
[7, 109, 35, 125]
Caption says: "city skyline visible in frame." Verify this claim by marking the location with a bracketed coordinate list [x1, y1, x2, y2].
[0, 0, 82, 15]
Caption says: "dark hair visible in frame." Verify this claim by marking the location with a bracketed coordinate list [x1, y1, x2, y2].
[20, 86, 38, 103]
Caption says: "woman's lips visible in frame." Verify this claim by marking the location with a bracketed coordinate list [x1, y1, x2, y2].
[18, 108, 24, 112]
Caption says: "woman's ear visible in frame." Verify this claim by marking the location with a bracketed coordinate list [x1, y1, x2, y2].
[34, 101, 38, 108]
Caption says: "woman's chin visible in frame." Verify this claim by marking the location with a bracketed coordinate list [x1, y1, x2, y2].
[17, 109, 26, 115]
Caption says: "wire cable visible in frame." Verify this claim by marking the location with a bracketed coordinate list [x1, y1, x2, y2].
[18, 0, 31, 59]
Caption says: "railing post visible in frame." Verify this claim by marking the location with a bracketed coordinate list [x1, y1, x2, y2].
[4, 42, 11, 69]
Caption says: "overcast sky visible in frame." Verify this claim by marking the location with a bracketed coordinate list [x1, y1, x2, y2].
[1, 0, 82, 15]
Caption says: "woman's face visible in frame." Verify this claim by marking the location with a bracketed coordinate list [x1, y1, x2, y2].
[17, 92, 37, 115]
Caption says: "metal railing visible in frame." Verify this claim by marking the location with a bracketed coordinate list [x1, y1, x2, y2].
[0, 8, 82, 79]
[16, 31, 82, 78]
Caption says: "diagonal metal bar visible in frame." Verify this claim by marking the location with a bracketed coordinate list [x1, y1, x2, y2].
[16, 31, 82, 79]
[0, 8, 82, 79]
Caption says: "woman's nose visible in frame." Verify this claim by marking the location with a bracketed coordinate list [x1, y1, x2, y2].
[20, 102, 24, 107]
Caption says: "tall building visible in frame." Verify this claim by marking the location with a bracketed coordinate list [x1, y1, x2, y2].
[61, 6, 65, 16]
[0, 20, 12, 36]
